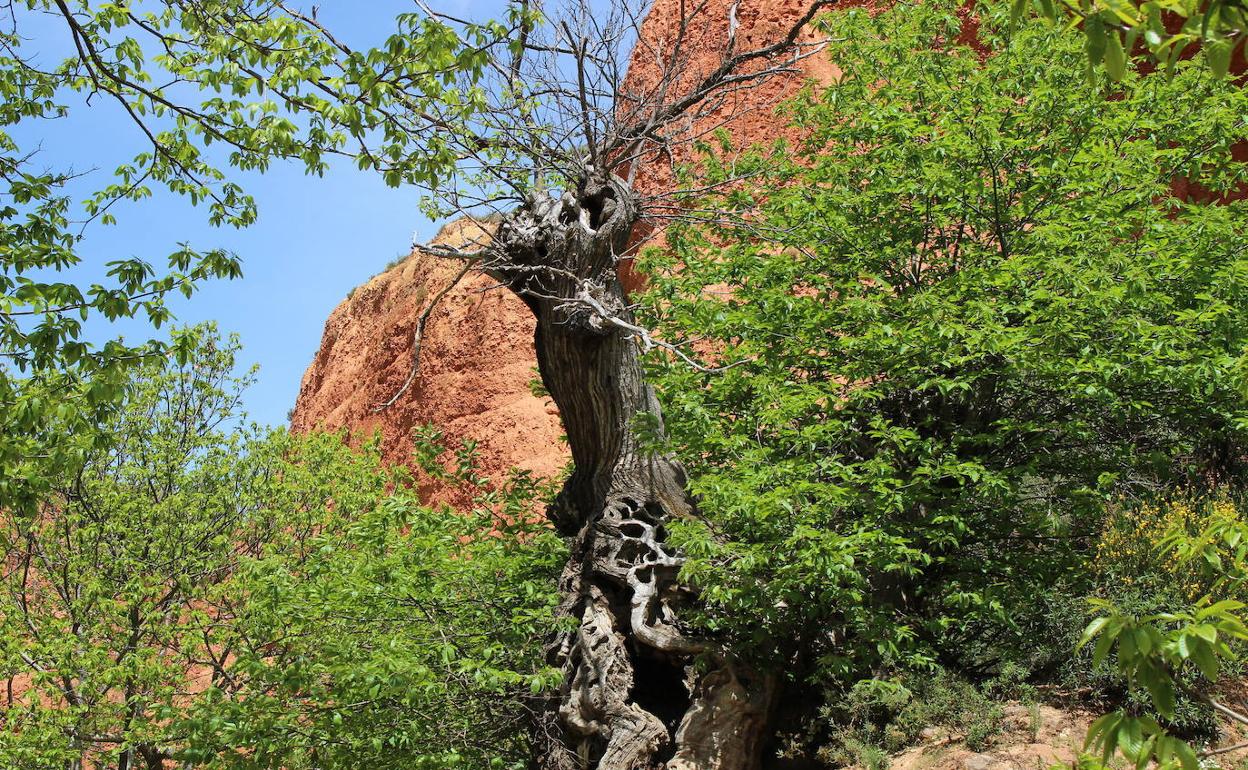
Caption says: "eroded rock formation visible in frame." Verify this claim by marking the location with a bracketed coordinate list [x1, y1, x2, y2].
[290, 219, 566, 507]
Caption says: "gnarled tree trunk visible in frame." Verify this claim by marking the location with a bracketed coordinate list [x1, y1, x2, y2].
[487, 173, 776, 770]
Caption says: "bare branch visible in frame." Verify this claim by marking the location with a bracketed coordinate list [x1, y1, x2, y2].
[565, 284, 746, 373]
[372, 261, 474, 412]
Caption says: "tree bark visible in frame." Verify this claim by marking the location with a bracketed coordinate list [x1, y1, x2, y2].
[490, 175, 775, 770]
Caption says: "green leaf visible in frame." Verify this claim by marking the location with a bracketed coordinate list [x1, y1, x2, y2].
[1197, 599, 1245, 619]
[1189, 638, 1220, 680]
[1093, 623, 1120, 669]
[1207, 39, 1232, 78]
[1118, 716, 1145, 760]
[1140, 668, 1176, 719]
[1085, 710, 1124, 750]
[1086, 16, 1109, 64]
[1173, 738, 1200, 770]
[1079, 616, 1113, 648]
[1105, 32, 1128, 80]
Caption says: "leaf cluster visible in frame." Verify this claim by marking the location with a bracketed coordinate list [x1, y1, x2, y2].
[1079, 500, 1248, 767]
[0, 327, 565, 770]
[1015, 0, 1248, 79]
[0, 0, 510, 516]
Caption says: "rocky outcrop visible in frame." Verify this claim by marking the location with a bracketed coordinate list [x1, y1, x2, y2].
[290, 219, 566, 507]
[622, 0, 844, 202]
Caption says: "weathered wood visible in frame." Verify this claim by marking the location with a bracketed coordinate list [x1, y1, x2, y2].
[490, 174, 775, 770]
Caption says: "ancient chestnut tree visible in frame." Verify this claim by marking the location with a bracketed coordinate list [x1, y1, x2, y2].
[397, 2, 837, 767]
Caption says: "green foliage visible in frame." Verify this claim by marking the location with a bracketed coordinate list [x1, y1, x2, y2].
[178, 454, 565, 770]
[0, 327, 565, 769]
[640, 0, 1248, 696]
[814, 671, 1006, 767]
[0, 326, 272, 769]
[1077, 497, 1248, 768]
[994, 500, 1236, 739]
[1012, 0, 1248, 79]
[0, 0, 504, 516]
[1021, 578, 1223, 738]
[1096, 497, 1248, 604]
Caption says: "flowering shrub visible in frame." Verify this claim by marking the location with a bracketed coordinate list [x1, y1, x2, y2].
[1096, 497, 1245, 602]
[1081, 494, 1248, 769]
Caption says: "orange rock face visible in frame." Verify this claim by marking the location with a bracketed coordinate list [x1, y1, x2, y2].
[622, 0, 848, 204]
[290, 220, 566, 506]
[290, 0, 838, 496]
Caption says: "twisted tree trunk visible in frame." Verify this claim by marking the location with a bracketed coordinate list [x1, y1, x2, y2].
[489, 175, 775, 770]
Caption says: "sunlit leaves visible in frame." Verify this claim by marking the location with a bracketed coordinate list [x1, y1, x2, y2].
[0, 329, 266, 768]
[1079, 506, 1248, 767]
[640, 0, 1248, 692]
[177, 433, 565, 770]
[0, 0, 503, 516]
[1018, 0, 1248, 79]
[0, 331, 565, 769]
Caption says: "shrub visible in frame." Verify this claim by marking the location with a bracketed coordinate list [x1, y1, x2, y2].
[814, 671, 1006, 767]
[178, 434, 565, 770]
[640, 0, 1248, 697]
[1096, 496, 1246, 603]
[0, 327, 565, 770]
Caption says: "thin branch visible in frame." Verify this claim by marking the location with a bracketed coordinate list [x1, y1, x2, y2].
[567, 286, 746, 373]
[1201, 739, 1248, 758]
[373, 261, 474, 412]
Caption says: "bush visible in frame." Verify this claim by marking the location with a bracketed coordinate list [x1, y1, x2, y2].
[177, 434, 565, 770]
[1096, 496, 1247, 604]
[0, 328, 565, 770]
[0, 326, 272, 770]
[1009, 496, 1248, 742]
[813, 671, 1006, 768]
[641, 0, 1248, 696]
[1071, 495, 1248, 767]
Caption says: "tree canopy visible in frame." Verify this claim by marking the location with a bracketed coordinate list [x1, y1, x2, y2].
[641, 0, 1248, 723]
[0, 326, 564, 770]
[0, 0, 517, 513]
[1024, 0, 1248, 78]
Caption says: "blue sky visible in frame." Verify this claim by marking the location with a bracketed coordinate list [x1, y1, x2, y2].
[12, 1, 508, 427]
